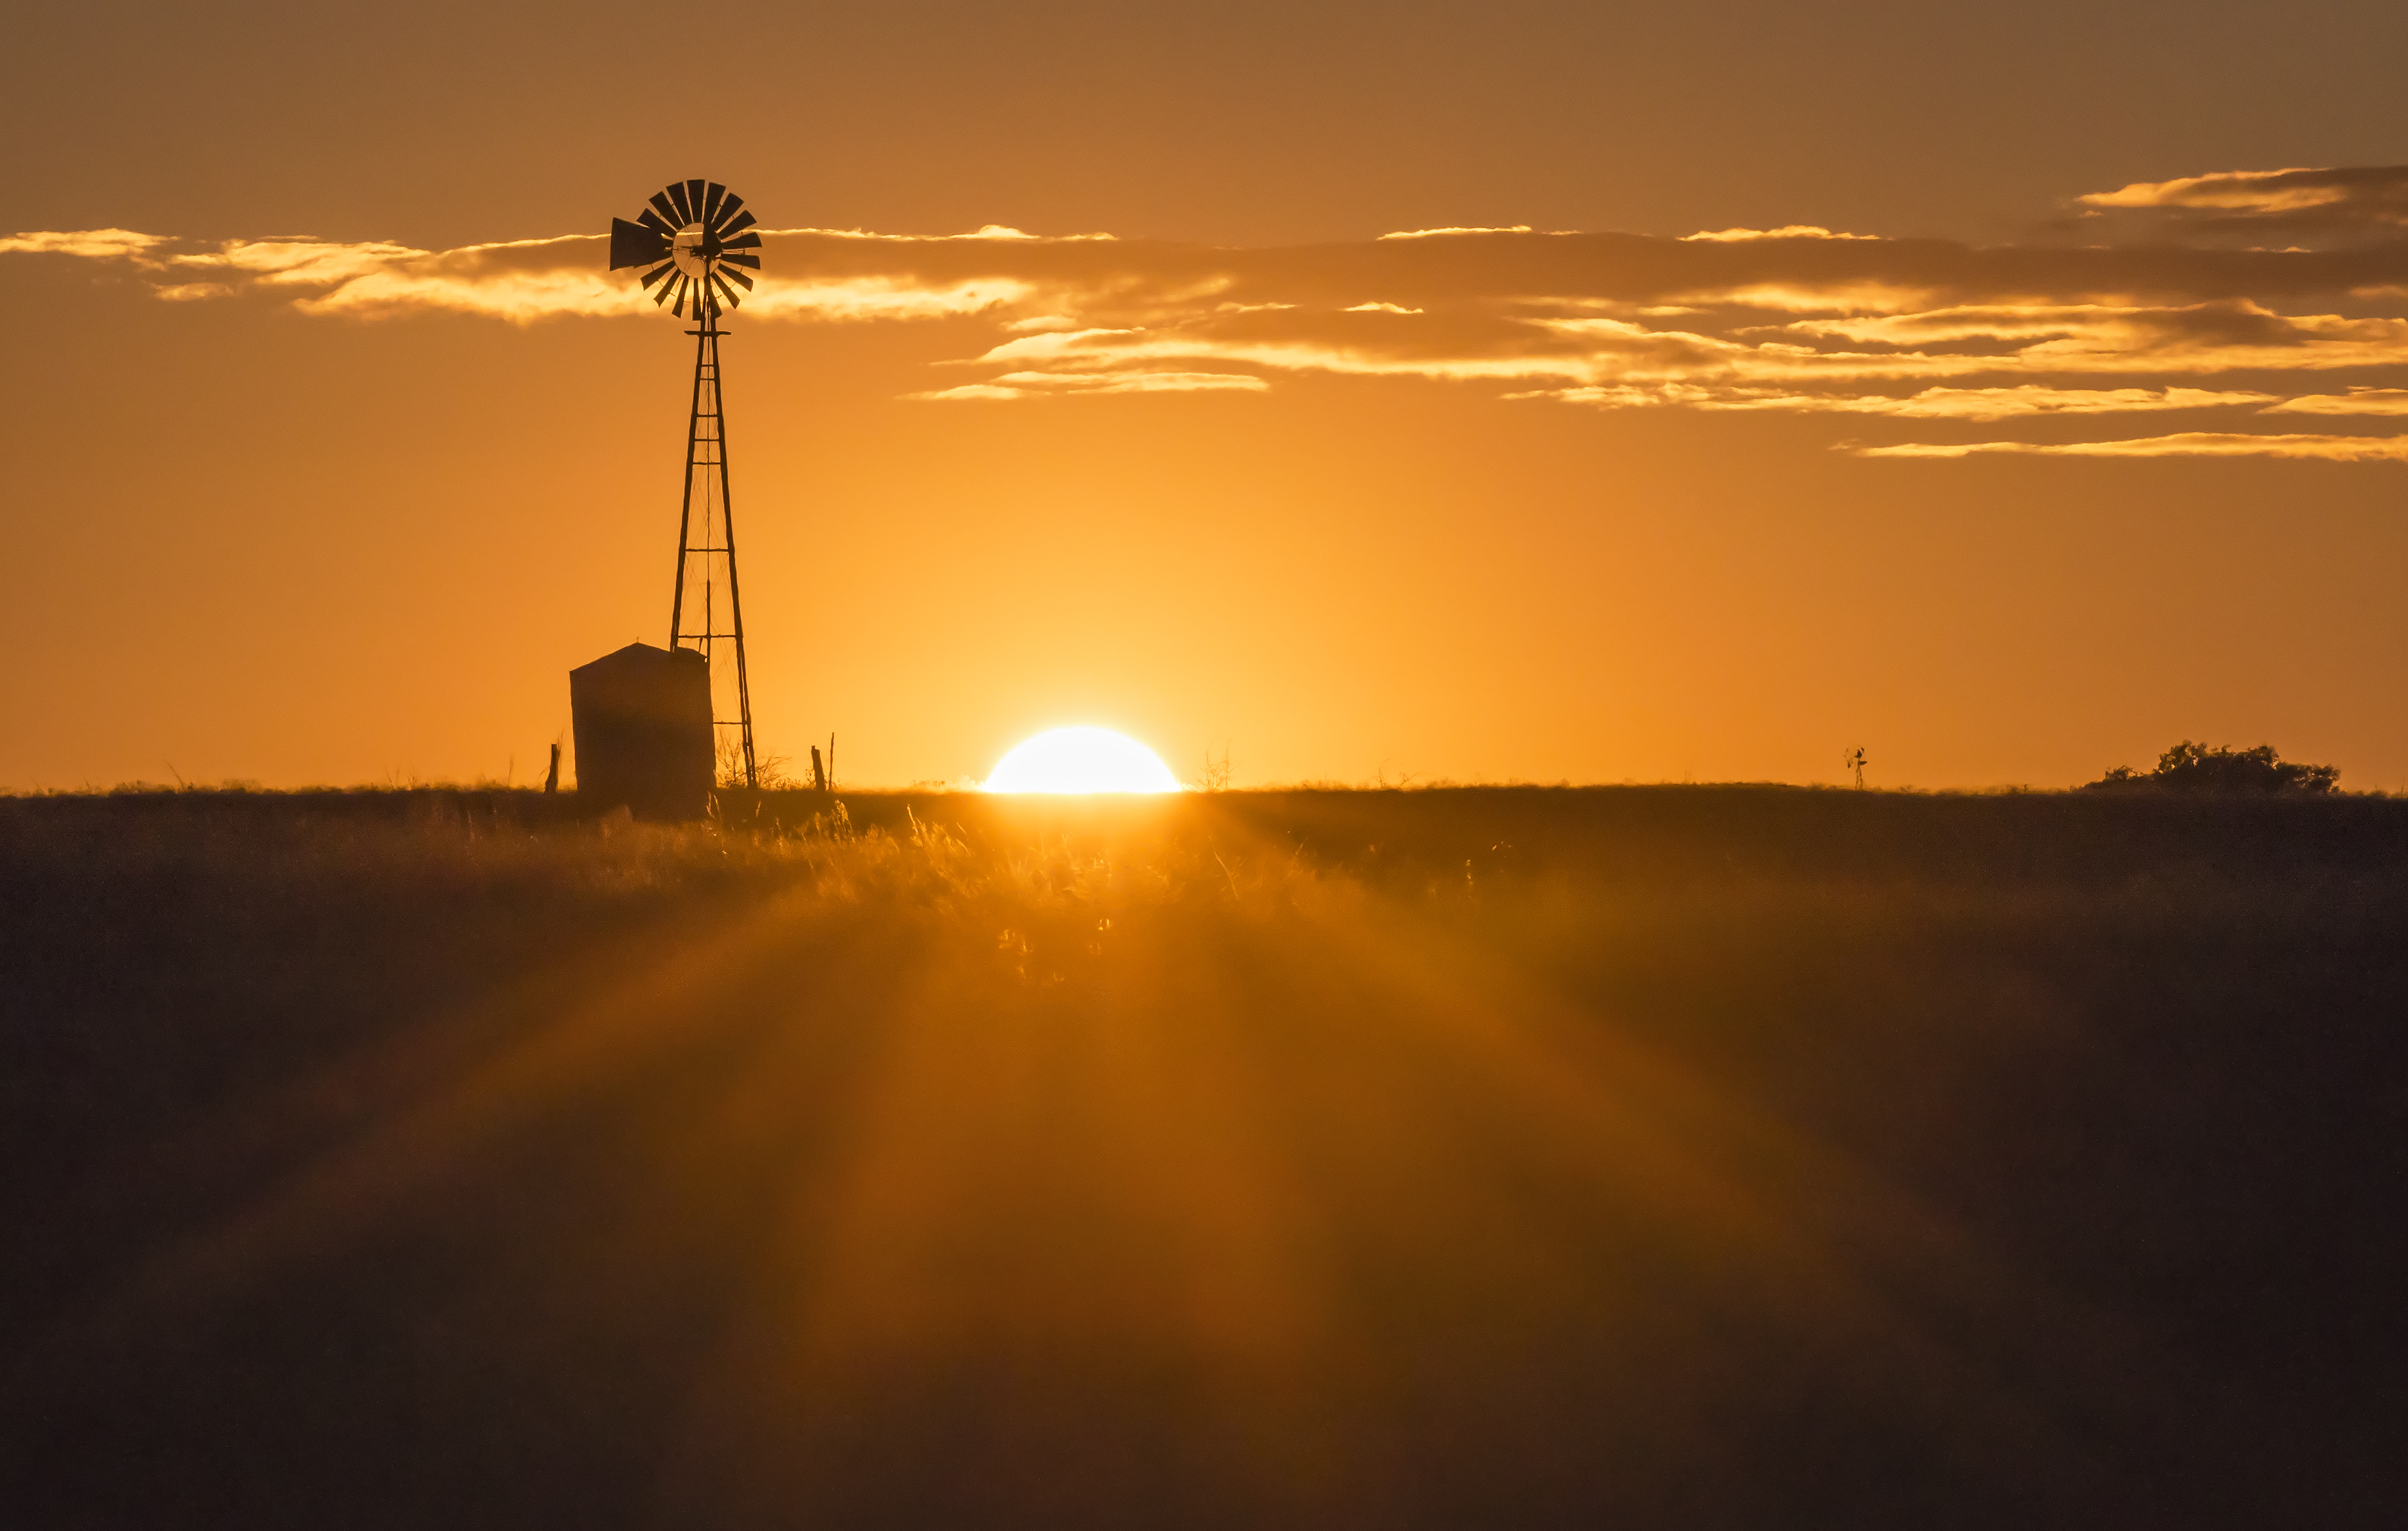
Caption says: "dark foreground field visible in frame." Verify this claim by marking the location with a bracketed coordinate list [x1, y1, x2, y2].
[3, 786, 2404, 1529]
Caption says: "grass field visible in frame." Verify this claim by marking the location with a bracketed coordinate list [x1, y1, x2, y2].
[3, 786, 2404, 1528]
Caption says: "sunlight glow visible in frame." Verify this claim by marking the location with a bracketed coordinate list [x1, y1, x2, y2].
[984, 727, 1182, 794]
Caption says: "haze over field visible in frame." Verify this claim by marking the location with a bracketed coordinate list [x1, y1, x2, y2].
[7, 0, 2408, 791]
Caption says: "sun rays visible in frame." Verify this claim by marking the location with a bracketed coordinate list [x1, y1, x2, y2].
[20, 796, 2110, 1522]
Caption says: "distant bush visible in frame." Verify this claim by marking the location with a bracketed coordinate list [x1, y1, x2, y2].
[2087, 740, 2340, 794]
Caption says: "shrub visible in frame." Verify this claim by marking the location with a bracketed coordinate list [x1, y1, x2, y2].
[2088, 740, 2339, 793]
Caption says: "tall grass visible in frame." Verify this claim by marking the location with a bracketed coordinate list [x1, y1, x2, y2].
[2, 786, 2403, 1528]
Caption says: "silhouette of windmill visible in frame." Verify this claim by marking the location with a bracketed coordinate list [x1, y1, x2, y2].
[1841, 745, 1868, 789]
[609, 180, 764, 787]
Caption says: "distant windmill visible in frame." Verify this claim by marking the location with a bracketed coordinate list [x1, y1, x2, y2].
[608, 180, 764, 787]
[1841, 745, 1868, 789]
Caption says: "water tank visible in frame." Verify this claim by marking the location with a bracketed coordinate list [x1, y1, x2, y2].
[569, 642, 713, 820]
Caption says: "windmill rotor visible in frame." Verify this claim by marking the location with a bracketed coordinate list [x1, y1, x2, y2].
[609, 179, 764, 320]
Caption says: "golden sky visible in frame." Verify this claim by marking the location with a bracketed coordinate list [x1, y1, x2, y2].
[7, 1, 2408, 790]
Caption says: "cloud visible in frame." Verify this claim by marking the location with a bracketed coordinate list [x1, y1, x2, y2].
[1679, 226, 1882, 242]
[257, 237, 652, 320]
[2260, 388, 2408, 415]
[1678, 282, 1935, 313]
[732, 276, 1032, 323]
[1532, 384, 2278, 420]
[1775, 300, 2408, 376]
[10, 172, 2408, 459]
[0, 228, 167, 260]
[2072, 164, 2408, 246]
[779, 223, 1118, 244]
[182, 236, 429, 286]
[0, 227, 1057, 323]
[1379, 226, 1535, 239]
[2080, 167, 2353, 214]
[912, 370, 1269, 401]
[1852, 433, 2408, 461]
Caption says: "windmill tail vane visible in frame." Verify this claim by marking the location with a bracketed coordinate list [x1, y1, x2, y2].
[609, 179, 764, 789]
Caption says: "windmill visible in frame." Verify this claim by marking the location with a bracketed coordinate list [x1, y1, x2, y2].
[608, 180, 764, 787]
[1841, 745, 1868, 789]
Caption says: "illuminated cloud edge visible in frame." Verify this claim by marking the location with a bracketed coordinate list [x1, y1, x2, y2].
[11, 164, 2408, 458]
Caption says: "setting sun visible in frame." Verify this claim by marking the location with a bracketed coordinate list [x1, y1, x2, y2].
[983, 726, 1182, 794]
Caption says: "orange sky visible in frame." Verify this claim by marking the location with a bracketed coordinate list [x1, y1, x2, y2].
[7, 1, 2408, 791]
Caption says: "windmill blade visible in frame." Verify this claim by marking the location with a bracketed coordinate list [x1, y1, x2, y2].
[719, 210, 757, 239]
[709, 192, 746, 233]
[665, 180, 694, 223]
[720, 252, 760, 271]
[652, 272, 679, 308]
[637, 208, 676, 238]
[609, 217, 670, 270]
[649, 189, 682, 227]
[721, 229, 762, 250]
[719, 264, 754, 289]
[711, 270, 743, 311]
[686, 180, 708, 223]
[702, 182, 726, 227]
[639, 260, 675, 289]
